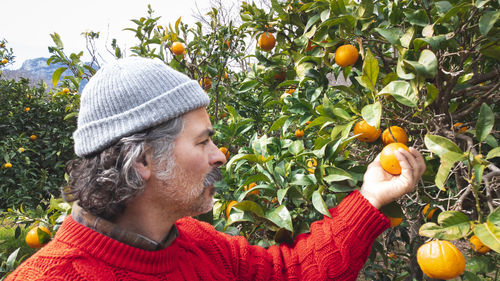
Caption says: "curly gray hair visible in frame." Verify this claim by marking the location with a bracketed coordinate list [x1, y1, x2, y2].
[64, 117, 184, 220]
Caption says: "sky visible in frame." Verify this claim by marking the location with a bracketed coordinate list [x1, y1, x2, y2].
[1, 0, 215, 69]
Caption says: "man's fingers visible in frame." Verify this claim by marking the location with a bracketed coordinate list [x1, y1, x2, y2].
[409, 147, 426, 177]
[395, 149, 417, 189]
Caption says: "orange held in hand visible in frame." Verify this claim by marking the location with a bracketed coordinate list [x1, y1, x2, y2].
[258, 32, 276, 51]
[353, 120, 381, 143]
[417, 240, 465, 280]
[334, 44, 359, 67]
[25, 226, 52, 248]
[380, 143, 409, 175]
[171, 42, 185, 56]
[382, 126, 408, 145]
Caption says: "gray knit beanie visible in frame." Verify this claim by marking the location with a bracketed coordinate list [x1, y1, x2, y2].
[73, 57, 209, 157]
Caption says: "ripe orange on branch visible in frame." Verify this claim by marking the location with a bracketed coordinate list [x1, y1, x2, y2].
[382, 126, 408, 145]
[417, 240, 465, 280]
[334, 44, 359, 67]
[226, 200, 238, 219]
[353, 120, 381, 142]
[380, 143, 409, 175]
[469, 235, 490, 254]
[387, 216, 403, 227]
[25, 226, 52, 248]
[294, 129, 304, 138]
[1, 58, 8, 64]
[258, 32, 276, 51]
[171, 41, 185, 56]
[422, 204, 438, 220]
[244, 182, 260, 195]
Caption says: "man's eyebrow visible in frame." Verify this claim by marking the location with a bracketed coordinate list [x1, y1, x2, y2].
[199, 128, 215, 138]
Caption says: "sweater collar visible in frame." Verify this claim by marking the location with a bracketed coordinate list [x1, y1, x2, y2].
[71, 203, 178, 251]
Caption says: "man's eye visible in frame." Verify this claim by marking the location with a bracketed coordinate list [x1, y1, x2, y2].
[200, 139, 209, 145]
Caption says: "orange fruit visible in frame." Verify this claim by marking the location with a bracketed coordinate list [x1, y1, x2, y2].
[353, 120, 381, 142]
[219, 146, 230, 160]
[1, 58, 8, 64]
[18, 147, 25, 152]
[294, 129, 304, 138]
[469, 235, 490, 254]
[224, 71, 228, 79]
[422, 204, 438, 220]
[334, 44, 359, 67]
[271, 197, 278, 204]
[62, 87, 70, 94]
[25, 226, 52, 248]
[220, 112, 227, 118]
[4, 162, 12, 169]
[258, 32, 276, 51]
[24, 107, 30, 112]
[285, 87, 296, 94]
[226, 200, 238, 219]
[417, 240, 465, 280]
[30, 134, 37, 140]
[307, 159, 317, 174]
[380, 143, 409, 175]
[171, 41, 185, 56]
[225, 40, 230, 48]
[382, 126, 408, 145]
[200, 77, 212, 90]
[244, 182, 260, 195]
[387, 252, 397, 259]
[388, 216, 403, 227]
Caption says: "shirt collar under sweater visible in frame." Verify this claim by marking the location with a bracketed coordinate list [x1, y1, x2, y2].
[71, 203, 178, 251]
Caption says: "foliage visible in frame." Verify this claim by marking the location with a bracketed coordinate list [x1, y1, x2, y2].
[0, 78, 77, 210]
[1, 0, 500, 279]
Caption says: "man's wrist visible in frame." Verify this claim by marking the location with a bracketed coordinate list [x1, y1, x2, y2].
[359, 190, 382, 209]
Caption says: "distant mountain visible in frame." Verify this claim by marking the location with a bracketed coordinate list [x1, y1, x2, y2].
[0, 57, 80, 89]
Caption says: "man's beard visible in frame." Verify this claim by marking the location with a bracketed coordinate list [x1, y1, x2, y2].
[155, 158, 222, 216]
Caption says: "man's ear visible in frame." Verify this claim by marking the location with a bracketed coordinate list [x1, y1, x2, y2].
[135, 155, 151, 181]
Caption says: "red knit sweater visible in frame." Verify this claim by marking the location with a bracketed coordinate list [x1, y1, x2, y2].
[6, 191, 389, 281]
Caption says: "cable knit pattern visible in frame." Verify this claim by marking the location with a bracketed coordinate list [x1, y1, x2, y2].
[6, 190, 389, 281]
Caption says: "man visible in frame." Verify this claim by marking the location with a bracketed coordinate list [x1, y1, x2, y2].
[7, 57, 426, 280]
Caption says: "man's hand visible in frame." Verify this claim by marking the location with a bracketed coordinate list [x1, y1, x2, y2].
[360, 147, 426, 209]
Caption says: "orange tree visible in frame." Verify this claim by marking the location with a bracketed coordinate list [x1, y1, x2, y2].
[3, 0, 499, 279]
[217, 0, 499, 280]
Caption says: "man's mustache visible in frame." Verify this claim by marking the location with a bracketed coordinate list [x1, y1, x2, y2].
[203, 168, 222, 187]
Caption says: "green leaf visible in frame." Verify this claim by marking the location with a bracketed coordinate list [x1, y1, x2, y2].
[466, 256, 496, 274]
[380, 202, 404, 218]
[463, 271, 482, 281]
[413, 35, 447, 51]
[424, 134, 463, 156]
[374, 27, 403, 45]
[231, 200, 265, 217]
[290, 174, 317, 186]
[269, 115, 289, 132]
[476, 103, 494, 143]
[435, 151, 466, 190]
[378, 81, 418, 107]
[238, 80, 259, 93]
[474, 222, 500, 254]
[52, 67, 67, 88]
[323, 167, 353, 182]
[403, 50, 437, 78]
[266, 205, 293, 232]
[400, 27, 415, 48]
[312, 190, 332, 218]
[488, 206, 500, 225]
[6, 248, 20, 269]
[479, 11, 500, 35]
[486, 147, 500, 159]
[361, 102, 382, 128]
[480, 41, 500, 61]
[50, 32, 64, 49]
[404, 9, 428, 27]
[419, 211, 471, 240]
[289, 140, 305, 156]
[359, 49, 379, 92]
